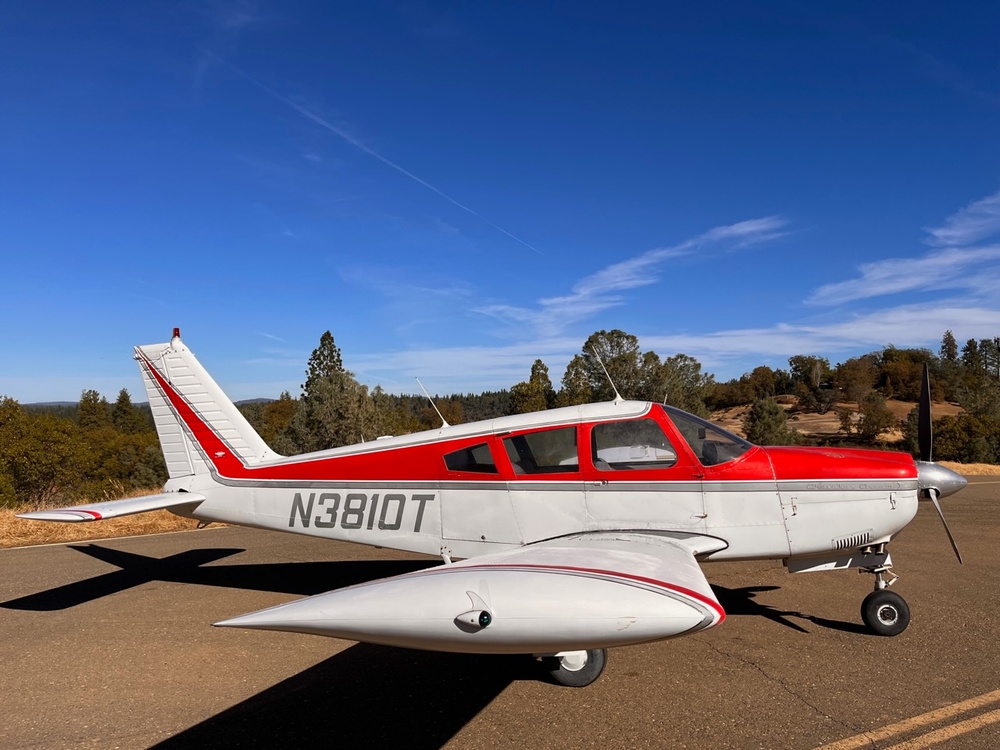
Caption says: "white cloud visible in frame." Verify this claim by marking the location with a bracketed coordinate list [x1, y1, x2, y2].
[925, 188, 1000, 247]
[807, 245, 1000, 305]
[475, 216, 788, 337]
[347, 300, 1000, 393]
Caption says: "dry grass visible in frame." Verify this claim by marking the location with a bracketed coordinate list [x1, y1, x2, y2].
[938, 461, 1000, 476]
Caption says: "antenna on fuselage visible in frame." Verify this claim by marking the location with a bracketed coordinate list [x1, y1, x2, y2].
[415, 378, 450, 428]
[588, 346, 623, 404]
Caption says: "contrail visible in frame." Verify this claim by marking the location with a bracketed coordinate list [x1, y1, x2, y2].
[203, 49, 543, 255]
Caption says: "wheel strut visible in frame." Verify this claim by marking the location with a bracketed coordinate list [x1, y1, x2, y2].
[859, 544, 909, 636]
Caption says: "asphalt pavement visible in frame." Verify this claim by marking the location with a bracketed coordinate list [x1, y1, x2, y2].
[2, 478, 999, 749]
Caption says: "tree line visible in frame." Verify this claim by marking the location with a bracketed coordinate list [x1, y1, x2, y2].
[3, 328, 999, 508]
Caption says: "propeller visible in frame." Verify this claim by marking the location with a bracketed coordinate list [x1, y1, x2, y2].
[916, 362, 964, 564]
[918, 362, 933, 463]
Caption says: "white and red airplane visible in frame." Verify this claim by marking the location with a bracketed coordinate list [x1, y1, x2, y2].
[21, 331, 967, 686]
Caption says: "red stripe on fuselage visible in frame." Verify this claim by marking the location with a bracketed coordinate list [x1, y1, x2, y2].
[444, 563, 726, 624]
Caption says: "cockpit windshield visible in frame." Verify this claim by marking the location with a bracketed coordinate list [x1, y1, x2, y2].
[660, 405, 752, 467]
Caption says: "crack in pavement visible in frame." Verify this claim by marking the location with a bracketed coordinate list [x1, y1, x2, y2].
[696, 637, 863, 739]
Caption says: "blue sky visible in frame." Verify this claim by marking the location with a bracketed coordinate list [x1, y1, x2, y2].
[2, 1, 999, 403]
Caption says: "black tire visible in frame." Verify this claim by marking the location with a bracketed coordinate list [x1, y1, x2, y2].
[861, 590, 911, 636]
[545, 648, 607, 687]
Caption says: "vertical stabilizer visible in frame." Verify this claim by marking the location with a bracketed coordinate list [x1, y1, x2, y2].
[135, 330, 277, 479]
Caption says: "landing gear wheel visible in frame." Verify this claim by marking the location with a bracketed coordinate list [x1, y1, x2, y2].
[862, 590, 910, 636]
[544, 648, 607, 687]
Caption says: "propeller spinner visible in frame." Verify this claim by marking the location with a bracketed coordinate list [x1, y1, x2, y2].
[913, 362, 967, 563]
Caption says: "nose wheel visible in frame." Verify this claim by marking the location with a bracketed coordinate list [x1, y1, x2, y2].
[862, 589, 910, 636]
[860, 550, 910, 636]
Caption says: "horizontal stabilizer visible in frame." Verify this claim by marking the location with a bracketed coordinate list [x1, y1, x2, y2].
[16, 492, 206, 523]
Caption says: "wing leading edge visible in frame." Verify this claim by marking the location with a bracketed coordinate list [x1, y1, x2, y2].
[217, 532, 726, 654]
[16, 492, 206, 523]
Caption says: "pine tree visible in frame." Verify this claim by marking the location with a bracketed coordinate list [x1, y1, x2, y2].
[302, 331, 344, 398]
[940, 330, 958, 361]
[743, 399, 798, 445]
[111, 389, 145, 433]
[78, 389, 110, 430]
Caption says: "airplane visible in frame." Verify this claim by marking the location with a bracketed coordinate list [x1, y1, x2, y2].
[20, 330, 969, 687]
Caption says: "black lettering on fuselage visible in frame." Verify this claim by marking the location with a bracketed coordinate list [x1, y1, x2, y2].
[314, 492, 340, 528]
[341, 493, 366, 529]
[289, 491, 437, 534]
[379, 493, 406, 530]
[411, 494, 435, 533]
[290, 492, 315, 528]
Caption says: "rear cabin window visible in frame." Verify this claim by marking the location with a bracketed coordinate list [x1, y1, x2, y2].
[502, 426, 578, 474]
[443, 442, 498, 474]
[591, 418, 678, 471]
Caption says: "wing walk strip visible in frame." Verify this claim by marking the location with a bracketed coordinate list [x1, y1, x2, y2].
[815, 688, 1000, 750]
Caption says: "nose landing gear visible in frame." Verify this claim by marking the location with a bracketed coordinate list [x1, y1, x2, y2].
[861, 545, 910, 636]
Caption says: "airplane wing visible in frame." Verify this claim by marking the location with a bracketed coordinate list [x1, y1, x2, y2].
[16, 492, 206, 523]
[216, 532, 727, 654]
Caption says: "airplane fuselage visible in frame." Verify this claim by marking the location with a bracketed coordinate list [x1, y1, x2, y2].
[168, 400, 920, 566]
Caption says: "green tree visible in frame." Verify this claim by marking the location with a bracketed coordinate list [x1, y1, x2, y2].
[743, 399, 798, 445]
[510, 359, 556, 414]
[556, 355, 593, 406]
[581, 329, 644, 401]
[746, 366, 777, 401]
[856, 392, 895, 442]
[788, 355, 832, 391]
[302, 331, 344, 395]
[961, 338, 983, 372]
[877, 346, 934, 402]
[834, 355, 877, 404]
[940, 330, 958, 361]
[78, 389, 110, 431]
[0, 400, 90, 505]
[289, 332, 366, 452]
[111, 389, 146, 434]
[655, 353, 714, 416]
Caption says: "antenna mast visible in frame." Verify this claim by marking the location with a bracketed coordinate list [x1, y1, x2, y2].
[588, 346, 623, 403]
[415, 378, 450, 428]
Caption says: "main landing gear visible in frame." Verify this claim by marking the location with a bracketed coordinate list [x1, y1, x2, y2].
[860, 544, 910, 636]
[539, 648, 607, 687]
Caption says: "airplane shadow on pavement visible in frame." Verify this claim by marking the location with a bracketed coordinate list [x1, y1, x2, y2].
[712, 584, 868, 635]
[3, 544, 538, 748]
[0, 544, 439, 611]
[3, 545, 866, 637]
[152, 644, 531, 749]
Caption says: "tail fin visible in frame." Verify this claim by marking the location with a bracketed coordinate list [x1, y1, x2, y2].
[135, 329, 278, 479]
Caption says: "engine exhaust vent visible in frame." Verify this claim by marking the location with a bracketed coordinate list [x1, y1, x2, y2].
[833, 530, 873, 551]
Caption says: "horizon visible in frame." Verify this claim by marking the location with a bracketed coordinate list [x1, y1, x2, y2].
[3, 3, 999, 403]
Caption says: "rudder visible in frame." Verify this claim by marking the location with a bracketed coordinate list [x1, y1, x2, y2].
[135, 329, 278, 479]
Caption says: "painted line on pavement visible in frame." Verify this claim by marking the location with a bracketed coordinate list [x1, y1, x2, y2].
[816, 688, 1000, 749]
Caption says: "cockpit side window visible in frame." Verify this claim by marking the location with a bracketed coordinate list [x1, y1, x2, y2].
[591, 418, 678, 471]
[662, 405, 751, 466]
[502, 426, 578, 475]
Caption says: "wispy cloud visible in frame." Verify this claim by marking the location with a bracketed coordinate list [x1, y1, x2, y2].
[348, 299, 1000, 393]
[925, 188, 1000, 247]
[215, 1, 261, 33]
[807, 245, 1000, 306]
[202, 50, 543, 255]
[645, 302, 1000, 361]
[475, 217, 788, 337]
[807, 187, 1000, 306]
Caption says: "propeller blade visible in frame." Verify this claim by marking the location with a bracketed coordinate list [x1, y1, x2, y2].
[929, 490, 963, 565]
[918, 363, 933, 462]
